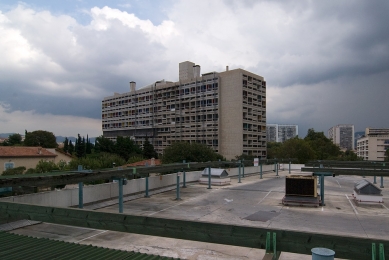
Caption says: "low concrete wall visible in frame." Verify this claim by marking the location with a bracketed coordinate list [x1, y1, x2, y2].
[0, 164, 302, 207]
[0, 171, 202, 207]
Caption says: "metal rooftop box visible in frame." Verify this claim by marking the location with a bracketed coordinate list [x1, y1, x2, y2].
[354, 180, 382, 195]
[201, 168, 229, 178]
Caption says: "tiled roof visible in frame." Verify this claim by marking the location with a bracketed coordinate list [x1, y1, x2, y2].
[0, 147, 57, 158]
[124, 159, 161, 167]
[0, 231, 179, 260]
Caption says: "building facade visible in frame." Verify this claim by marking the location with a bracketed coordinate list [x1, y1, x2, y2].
[102, 61, 267, 160]
[357, 128, 389, 161]
[328, 124, 355, 150]
[266, 124, 298, 143]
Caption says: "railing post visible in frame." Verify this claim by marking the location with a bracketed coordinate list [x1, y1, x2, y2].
[289, 160, 291, 174]
[77, 165, 83, 209]
[182, 160, 187, 188]
[145, 176, 150, 198]
[207, 166, 212, 189]
[176, 174, 181, 200]
[118, 178, 123, 213]
[238, 160, 242, 183]
[242, 159, 245, 178]
[260, 164, 263, 179]
[276, 161, 279, 176]
[78, 182, 83, 209]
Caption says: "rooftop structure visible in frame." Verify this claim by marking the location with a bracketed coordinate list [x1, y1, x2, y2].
[328, 124, 355, 150]
[102, 61, 267, 160]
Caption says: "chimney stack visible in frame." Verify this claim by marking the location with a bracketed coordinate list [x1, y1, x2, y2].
[130, 81, 136, 92]
[226, 66, 229, 71]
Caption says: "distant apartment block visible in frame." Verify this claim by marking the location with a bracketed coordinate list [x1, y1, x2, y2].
[102, 61, 267, 160]
[266, 124, 298, 143]
[357, 128, 389, 161]
[328, 124, 355, 150]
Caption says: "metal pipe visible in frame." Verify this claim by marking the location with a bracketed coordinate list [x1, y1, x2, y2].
[145, 177, 150, 198]
[276, 163, 279, 177]
[182, 160, 187, 188]
[320, 175, 325, 206]
[207, 167, 212, 189]
[78, 182, 83, 209]
[242, 160, 245, 178]
[380, 176, 384, 188]
[119, 178, 123, 213]
[238, 161, 242, 183]
[176, 174, 181, 200]
[289, 161, 291, 174]
[260, 164, 263, 179]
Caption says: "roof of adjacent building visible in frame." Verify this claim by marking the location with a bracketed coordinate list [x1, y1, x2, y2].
[124, 159, 161, 167]
[0, 231, 179, 260]
[0, 147, 57, 158]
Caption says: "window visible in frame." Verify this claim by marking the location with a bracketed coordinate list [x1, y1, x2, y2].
[4, 162, 14, 171]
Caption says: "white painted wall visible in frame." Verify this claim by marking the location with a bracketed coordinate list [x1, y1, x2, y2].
[0, 165, 300, 207]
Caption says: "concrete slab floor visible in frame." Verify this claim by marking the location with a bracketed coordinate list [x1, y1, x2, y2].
[10, 170, 389, 259]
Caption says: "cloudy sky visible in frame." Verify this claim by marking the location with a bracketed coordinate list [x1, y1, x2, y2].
[0, 0, 388, 138]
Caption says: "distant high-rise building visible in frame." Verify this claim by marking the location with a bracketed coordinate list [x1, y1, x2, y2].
[266, 124, 298, 143]
[102, 61, 267, 160]
[328, 124, 355, 150]
[357, 127, 389, 161]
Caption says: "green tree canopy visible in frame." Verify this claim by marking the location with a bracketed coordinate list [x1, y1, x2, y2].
[162, 142, 224, 164]
[24, 130, 58, 148]
[142, 137, 158, 159]
[278, 137, 315, 164]
[5, 133, 23, 146]
[94, 136, 114, 154]
[304, 128, 341, 160]
[114, 136, 142, 161]
[385, 149, 389, 162]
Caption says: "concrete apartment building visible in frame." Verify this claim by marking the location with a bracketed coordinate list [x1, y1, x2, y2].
[357, 128, 389, 161]
[266, 124, 298, 143]
[328, 124, 355, 150]
[102, 61, 267, 160]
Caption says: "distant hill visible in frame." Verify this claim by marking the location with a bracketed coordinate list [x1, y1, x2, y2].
[56, 136, 97, 144]
[0, 133, 96, 144]
[0, 133, 16, 138]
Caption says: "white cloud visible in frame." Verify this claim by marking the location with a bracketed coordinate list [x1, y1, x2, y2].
[0, 103, 102, 137]
[0, 1, 388, 137]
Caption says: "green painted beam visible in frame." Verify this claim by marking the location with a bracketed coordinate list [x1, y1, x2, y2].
[302, 167, 389, 176]
[0, 201, 388, 259]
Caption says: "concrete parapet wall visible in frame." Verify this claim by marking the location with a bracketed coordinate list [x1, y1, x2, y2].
[0, 164, 301, 207]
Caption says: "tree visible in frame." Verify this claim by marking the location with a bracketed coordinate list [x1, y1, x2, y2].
[339, 150, 363, 161]
[267, 142, 283, 159]
[278, 137, 315, 164]
[63, 137, 69, 153]
[114, 136, 142, 161]
[385, 149, 389, 162]
[24, 130, 58, 148]
[5, 133, 23, 146]
[86, 134, 92, 154]
[143, 137, 157, 159]
[162, 142, 223, 164]
[304, 128, 341, 160]
[75, 134, 85, 158]
[68, 140, 74, 154]
[94, 136, 114, 153]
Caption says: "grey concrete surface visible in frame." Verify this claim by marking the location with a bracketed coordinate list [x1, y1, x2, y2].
[10, 169, 389, 259]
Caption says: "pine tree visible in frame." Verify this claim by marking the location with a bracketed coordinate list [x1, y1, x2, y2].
[64, 137, 69, 153]
[68, 140, 74, 154]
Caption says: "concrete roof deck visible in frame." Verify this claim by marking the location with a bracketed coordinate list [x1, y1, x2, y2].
[8, 170, 389, 259]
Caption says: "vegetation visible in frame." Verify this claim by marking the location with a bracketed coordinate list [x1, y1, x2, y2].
[24, 130, 58, 148]
[162, 142, 224, 164]
[2, 166, 26, 176]
[267, 129, 363, 163]
[385, 149, 389, 162]
[1, 133, 22, 146]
